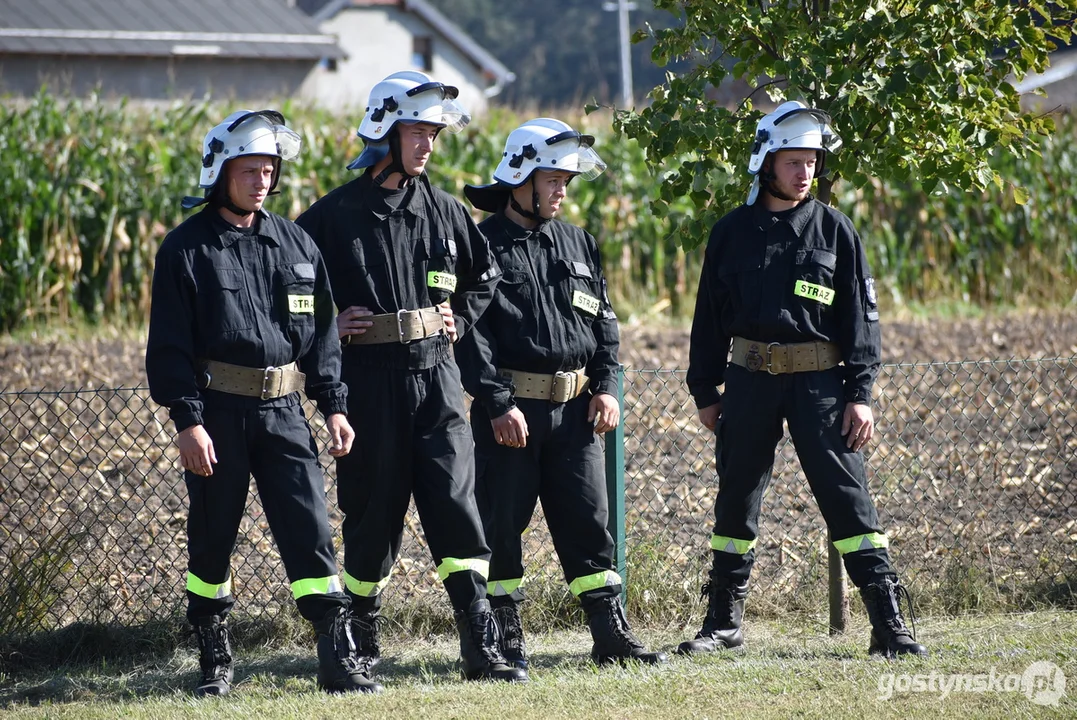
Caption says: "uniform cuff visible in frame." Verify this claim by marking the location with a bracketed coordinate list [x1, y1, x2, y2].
[486, 389, 515, 419]
[589, 377, 617, 398]
[170, 409, 202, 433]
[691, 388, 722, 410]
[321, 399, 349, 418]
[845, 388, 872, 404]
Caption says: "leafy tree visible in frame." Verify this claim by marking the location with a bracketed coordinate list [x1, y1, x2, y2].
[609, 0, 1077, 249]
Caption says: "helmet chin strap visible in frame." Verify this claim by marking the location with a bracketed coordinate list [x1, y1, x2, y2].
[508, 175, 546, 223]
[372, 125, 442, 189]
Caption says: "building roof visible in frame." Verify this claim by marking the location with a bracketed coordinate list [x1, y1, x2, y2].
[309, 0, 514, 85]
[0, 0, 344, 60]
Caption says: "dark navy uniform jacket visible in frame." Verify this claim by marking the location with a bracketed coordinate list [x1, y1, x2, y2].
[146, 207, 348, 431]
[296, 173, 500, 371]
[687, 197, 881, 409]
[458, 213, 620, 418]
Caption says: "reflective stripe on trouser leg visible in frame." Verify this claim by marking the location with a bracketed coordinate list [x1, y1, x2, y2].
[569, 570, 622, 597]
[437, 557, 490, 581]
[187, 572, 232, 599]
[342, 570, 392, 598]
[488, 577, 524, 597]
[710, 535, 757, 555]
[832, 532, 889, 555]
[292, 575, 344, 599]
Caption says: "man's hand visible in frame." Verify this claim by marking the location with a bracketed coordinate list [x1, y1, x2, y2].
[842, 402, 875, 452]
[438, 301, 458, 343]
[337, 306, 374, 341]
[491, 407, 528, 448]
[698, 402, 722, 432]
[326, 413, 355, 457]
[178, 425, 217, 476]
[589, 392, 620, 434]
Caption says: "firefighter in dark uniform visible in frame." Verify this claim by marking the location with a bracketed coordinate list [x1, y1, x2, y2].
[146, 110, 382, 696]
[679, 101, 926, 658]
[295, 71, 524, 684]
[459, 118, 667, 675]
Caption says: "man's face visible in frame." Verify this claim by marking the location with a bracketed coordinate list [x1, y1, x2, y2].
[224, 155, 276, 213]
[397, 122, 440, 176]
[766, 149, 817, 202]
[514, 169, 573, 218]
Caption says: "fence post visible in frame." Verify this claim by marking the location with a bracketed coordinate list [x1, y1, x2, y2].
[604, 365, 627, 601]
[828, 530, 848, 634]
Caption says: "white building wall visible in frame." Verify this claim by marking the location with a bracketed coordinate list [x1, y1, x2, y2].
[301, 7, 491, 116]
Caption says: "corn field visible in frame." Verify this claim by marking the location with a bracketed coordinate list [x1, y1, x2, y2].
[1, 90, 1076, 333]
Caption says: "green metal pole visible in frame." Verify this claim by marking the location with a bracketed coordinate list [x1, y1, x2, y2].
[604, 365, 627, 601]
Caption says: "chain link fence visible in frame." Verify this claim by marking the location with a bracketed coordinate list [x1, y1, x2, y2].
[2, 359, 1076, 636]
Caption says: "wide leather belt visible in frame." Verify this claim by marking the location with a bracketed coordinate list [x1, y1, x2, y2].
[730, 337, 841, 375]
[200, 360, 305, 400]
[343, 307, 446, 345]
[499, 367, 589, 403]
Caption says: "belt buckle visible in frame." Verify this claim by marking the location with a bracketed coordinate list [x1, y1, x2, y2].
[551, 371, 575, 403]
[744, 344, 764, 372]
[260, 366, 278, 400]
[396, 308, 409, 344]
[765, 342, 780, 375]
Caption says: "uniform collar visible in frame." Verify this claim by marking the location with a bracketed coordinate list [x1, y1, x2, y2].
[206, 207, 278, 248]
[347, 170, 430, 222]
[494, 211, 554, 246]
[753, 195, 817, 237]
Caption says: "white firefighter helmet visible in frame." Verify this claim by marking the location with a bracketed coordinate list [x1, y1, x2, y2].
[356, 70, 469, 141]
[197, 110, 301, 189]
[464, 118, 606, 212]
[746, 101, 841, 205]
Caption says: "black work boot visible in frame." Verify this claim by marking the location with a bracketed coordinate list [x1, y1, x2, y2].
[454, 599, 528, 682]
[349, 610, 382, 679]
[583, 595, 668, 666]
[193, 616, 234, 697]
[314, 608, 384, 694]
[677, 577, 748, 655]
[490, 598, 528, 671]
[860, 577, 928, 658]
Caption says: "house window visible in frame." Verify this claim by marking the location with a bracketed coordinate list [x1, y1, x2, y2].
[412, 36, 433, 71]
[320, 57, 338, 72]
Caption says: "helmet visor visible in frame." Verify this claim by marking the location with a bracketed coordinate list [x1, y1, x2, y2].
[439, 98, 471, 134]
[270, 125, 302, 161]
[572, 145, 607, 181]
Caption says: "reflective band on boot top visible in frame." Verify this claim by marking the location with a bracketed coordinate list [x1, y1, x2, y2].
[188, 572, 232, 599]
[833, 532, 888, 555]
[343, 571, 391, 597]
[437, 557, 490, 581]
[710, 535, 757, 555]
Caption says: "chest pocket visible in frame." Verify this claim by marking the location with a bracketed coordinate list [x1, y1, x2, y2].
[200, 266, 253, 335]
[277, 263, 316, 322]
[425, 236, 458, 304]
[793, 248, 837, 306]
[562, 260, 601, 319]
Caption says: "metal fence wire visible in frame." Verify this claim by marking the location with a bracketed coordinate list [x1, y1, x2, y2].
[1, 359, 1075, 634]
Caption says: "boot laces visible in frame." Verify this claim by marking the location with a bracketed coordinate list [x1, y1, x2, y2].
[493, 605, 525, 655]
[328, 611, 362, 673]
[470, 609, 509, 665]
[352, 613, 384, 658]
[892, 581, 919, 641]
[699, 581, 736, 634]
[193, 623, 231, 677]
[607, 602, 644, 651]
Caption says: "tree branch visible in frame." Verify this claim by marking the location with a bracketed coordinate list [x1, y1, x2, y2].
[746, 32, 784, 61]
[736, 77, 788, 114]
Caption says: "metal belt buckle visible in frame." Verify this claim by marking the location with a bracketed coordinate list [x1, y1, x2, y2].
[551, 371, 575, 403]
[396, 308, 409, 344]
[260, 366, 278, 400]
[765, 342, 780, 375]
